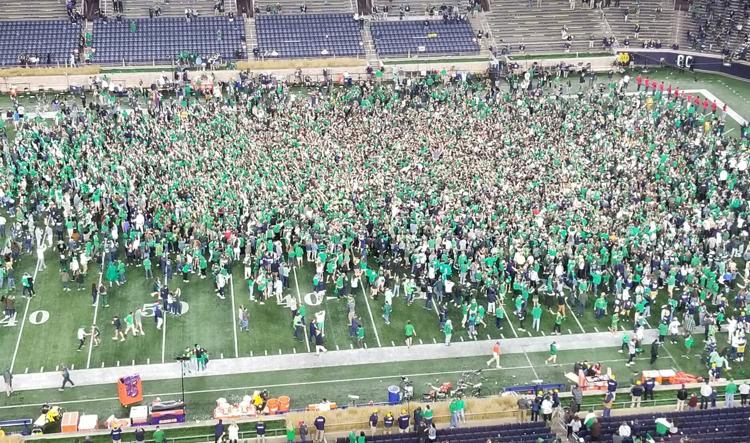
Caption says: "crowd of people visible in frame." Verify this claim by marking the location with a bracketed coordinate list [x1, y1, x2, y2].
[0, 63, 748, 375]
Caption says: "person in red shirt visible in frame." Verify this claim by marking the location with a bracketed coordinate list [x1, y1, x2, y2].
[711, 100, 717, 113]
[723, 103, 728, 112]
[636, 74, 642, 91]
[644, 78, 650, 91]
[658, 82, 664, 93]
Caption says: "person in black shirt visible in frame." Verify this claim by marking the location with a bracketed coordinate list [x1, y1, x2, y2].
[676, 384, 688, 411]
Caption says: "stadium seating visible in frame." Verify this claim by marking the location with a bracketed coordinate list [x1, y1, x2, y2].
[601, 0, 678, 47]
[371, 19, 479, 56]
[91, 16, 245, 64]
[0, 20, 81, 66]
[255, 14, 364, 58]
[679, 0, 749, 55]
[579, 406, 750, 442]
[335, 422, 556, 443]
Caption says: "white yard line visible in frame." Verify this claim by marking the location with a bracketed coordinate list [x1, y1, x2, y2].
[86, 252, 106, 369]
[161, 312, 167, 364]
[229, 275, 239, 358]
[564, 297, 587, 334]
[505, 307, 519, 338]
[523, 349, 540, 380]
[292, 267, 311, 353]
[10, 259, 41, 373]
[359, 278, 382, 348]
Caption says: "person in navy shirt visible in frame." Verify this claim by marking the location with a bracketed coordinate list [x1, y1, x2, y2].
[314, 415, 325, 442]
[110, 425, 122, 443]
[397, 409, 410, 433]
[256, 418, 267, 442]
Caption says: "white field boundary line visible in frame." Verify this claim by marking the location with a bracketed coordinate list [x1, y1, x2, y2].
[10, 254, 42, 372]
[359, 277, 383, 348]
[229, 275, 239, 358]
[292, 266, 311, 353]
[162, 271, 167, 364]
[86, 251, 107, 368]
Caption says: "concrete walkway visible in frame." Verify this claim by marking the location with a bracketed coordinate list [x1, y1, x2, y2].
[11, 329, 658, 392]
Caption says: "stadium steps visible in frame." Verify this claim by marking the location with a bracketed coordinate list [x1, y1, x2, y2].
[362, 19, 379, 62]
[486, 0, 607, 54]
[679, 0, 747, 53]
[371, 0, 470, 17]
[601, 0, 678, 46]
[245, 16, 257, 52]
[254, 0, 354, 14]
[122, 0, 219, 17]
[0, 0, 71, 21]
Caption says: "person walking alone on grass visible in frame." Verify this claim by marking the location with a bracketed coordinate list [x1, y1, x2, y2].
[3, 368, 13, 397]
[486, 341, 502, 368]
[59, 365, 74, 391]
[545, 341, 558, 365]
[404, 320, 416, 348]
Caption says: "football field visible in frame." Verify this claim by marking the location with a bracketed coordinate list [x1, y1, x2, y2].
[3, 65, 750, 422]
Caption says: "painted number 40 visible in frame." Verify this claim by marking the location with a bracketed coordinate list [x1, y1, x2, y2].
[0, 310, 49, 327]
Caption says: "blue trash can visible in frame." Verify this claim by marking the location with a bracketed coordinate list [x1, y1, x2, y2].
[387, 385, 401, 405]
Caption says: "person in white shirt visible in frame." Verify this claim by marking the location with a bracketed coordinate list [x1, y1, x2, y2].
[227, 422, 239, 443]
[739, 381, 750, 406]
[618, 422, 631, 437]
[699, 381, 713, 409]
[540, 397, 553, 423]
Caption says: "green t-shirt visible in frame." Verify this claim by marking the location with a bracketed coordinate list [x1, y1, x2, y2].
[532, 306, 542, 319]
[153, 429, 165, 443]
[405, 324, 415, 337]
[549, 343, 558, 355]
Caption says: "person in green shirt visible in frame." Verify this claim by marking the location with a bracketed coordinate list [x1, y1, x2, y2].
[609, 312, 619, 333]
[495, 304, 505, 330]
[152, 426, 165, 443]
[545, 341, 558, 364]
[404, 320, 416, 348]
[552, 311, 565, 335]
[531, 304, 543, 332]
[449, 398, 459, 428]
[443, 319, 453, 346]
[683, 334, 694, 358]
[382, 300, 392, 325]
[356, 324, 365, 348]
[143, 256, 152, 279]
[594, 294, 608, 319]
[725, 379, 738, 407]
